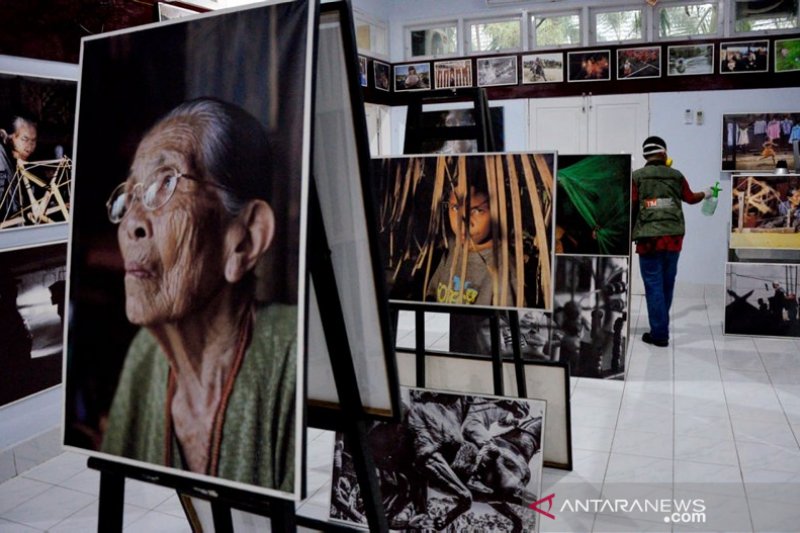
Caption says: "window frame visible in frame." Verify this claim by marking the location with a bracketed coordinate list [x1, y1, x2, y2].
[590, 6, 647, 45]
[353, 9, 390, 60]
[404, 18, 461, 60]
[529, 9, 584, 50]
[654, 0, 723, 41]
[465, 15, 524, 55]
[729, 0, 800, 36]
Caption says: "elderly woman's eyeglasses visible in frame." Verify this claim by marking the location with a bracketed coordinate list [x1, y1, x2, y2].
[106, 170, 227, 224]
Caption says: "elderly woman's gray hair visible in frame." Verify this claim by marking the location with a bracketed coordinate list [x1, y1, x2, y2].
[160, 98, 273, 214]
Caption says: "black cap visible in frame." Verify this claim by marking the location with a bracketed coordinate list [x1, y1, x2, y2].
[643, 136, 667, 156]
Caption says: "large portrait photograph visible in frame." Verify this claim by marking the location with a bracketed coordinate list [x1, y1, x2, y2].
[329, 387, 546, 532]
[722, 113, 800, 172]
[730, 174, 800, 249]
[375, 153, 556, 310]
[725, 262, 800, 339]
[0, 242, 66, 407]
[555, 154, 631, 256]
[64, 1, 313, 499]
[0, 72, 76, 232]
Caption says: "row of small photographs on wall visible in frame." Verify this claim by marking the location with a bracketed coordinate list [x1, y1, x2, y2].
[359, 37, 800, 91]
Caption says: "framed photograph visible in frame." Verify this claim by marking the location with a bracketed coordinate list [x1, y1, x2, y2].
[0, 73, 76, 233]
[358, 55, 368, 87]
[394, 62, 431, 91]
[720, 39, 769, 74]
[64, 1, 314, 500]
[374, 153, 556, 311]
[667, 44, 714, 76]
[434, 59, 473, 89]
[553, 255, 629, 379]
[415, 107, 505, 154]
[373, 60, 390, 91]
[722, 113, 800, 172]
[477, 55, 518, 86]
[775, 38, 800, 73]
[730, 173, 800, 250]
[329, 387, 546, 531]
[725, 262, 800, 339]
[555, 154, 632, 256]
[567, 50, 610, 82]
[0, 242, 66, 408]
[616, 46, 661, 80]
[521, 53, 564, 84]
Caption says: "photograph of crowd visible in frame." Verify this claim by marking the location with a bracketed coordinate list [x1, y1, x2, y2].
[722, 113, 800, 172]
[330, 387, 545, 532]
[567, 50, 610, 82]
[725, 263, 800, 339]
[522, 53, 563, 84]
[434, 59, 473, 89]
[617, 46, 661, 80]
[720, 40, 769, 74]
[555, 154, 632, 256]
[667, 44, 714, 76]
[0, 242, 66, 407]
[0, 73, 76, 232]
[64, 1, 310, 499]
[395, 63, 431, 91]
[775, 38, 800, 73]
[375, 153, 555, 310]
[552, 255, 628, 379]
[730, 174, 800, 249]
[477, 56, 518, 87]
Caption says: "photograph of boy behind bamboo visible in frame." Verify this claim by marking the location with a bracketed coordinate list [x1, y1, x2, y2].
[552, 255, 628, 379]
[725, 263, 800, 338]
[375, 154, 555, 310]
[722, 113, 800, 171]
[555, 154, 631, 256]
[730, 174, 800, 249]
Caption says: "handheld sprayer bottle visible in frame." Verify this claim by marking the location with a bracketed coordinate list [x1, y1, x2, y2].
[701, 182, 721, 216]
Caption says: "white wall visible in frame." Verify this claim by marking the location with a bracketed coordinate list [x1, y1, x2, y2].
[649, 87, 800, 285]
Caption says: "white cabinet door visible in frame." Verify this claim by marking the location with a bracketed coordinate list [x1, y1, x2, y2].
[364, 102, 392, 157]
[588, 93, 649, 170]
[528, 96, 589, 154]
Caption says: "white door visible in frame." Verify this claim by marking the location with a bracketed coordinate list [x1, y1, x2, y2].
[364, 103, 392, 157]
[588, 93, 649, 170]
[528, 96, 589, 153]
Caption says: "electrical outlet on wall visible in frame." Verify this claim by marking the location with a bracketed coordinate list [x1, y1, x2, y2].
[696, 110, 704, 125]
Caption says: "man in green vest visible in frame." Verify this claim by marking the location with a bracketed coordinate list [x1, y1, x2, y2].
[632, 136, 712, 347]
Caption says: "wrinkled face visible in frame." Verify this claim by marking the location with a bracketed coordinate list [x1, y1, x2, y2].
[447, 188, 491, 247]
[11, 123, 37, 161]
[117, 119, 230, 326]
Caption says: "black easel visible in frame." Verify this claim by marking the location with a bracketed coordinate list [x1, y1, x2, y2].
[394, 88, 527, 398]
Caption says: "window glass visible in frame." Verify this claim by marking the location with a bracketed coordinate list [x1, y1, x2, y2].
[595, 9, 643, 42]
[532, 14, 581, 47]
[734, 0, 798, 32]
[355, 17, 388, 57]
[658, 3, 719, 38]
[469, 19, 522, 53]
[410, 25, 458, 57]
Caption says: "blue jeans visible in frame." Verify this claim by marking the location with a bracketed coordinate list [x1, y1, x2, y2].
[639, 251, 680, 341]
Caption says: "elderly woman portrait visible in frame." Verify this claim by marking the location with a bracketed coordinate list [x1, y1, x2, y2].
[100, 98, 297, 492]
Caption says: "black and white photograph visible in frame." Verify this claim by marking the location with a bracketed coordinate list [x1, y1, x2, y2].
[521, 53, 563, 84]
[555, 154, 632, 256]
[722, 113, 800, 172]
[329, 387, 545, 532]
[394, 62, 431, 91]
[0, 72, 76, 232]
[616, 46, 661, 80]
[434, 59, 473, 89]
[725, 262, 800, 338]
[730, 173, 800, 249]
[552, 255, 628, 379]
[667, 44, 714, 76]
[446, 309, 554, 359]
[720, 39, 769, 74]
[567, 50, 610, 82]
[0, 242, 66, 407]
[373, 60, 391, 91]
[415, 107, 505, 154]
[358, 55, 368, 87]
[64, 1, 312, 500]
[477, 56, 518, 87]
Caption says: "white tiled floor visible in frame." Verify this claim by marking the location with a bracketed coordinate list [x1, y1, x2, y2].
[1, 292, 800, 531]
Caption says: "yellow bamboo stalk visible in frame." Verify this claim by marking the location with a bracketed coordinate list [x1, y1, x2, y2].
[534, 153, 554, 191]
[454, 156, 469, 304]
[421, 156, 448, 298]
[485, 156, 501, 306]
[506, 154, 525, 308]
[495, 155, 510, 307]
[521, 154, 552, 309]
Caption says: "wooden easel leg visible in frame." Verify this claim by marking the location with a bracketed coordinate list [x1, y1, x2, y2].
[270, 500, 297, 532]
[211, 500, 234, 533]
[509, 310, 527, 397]
[490, 313, 504, 395]
[97, 470, 125, 533]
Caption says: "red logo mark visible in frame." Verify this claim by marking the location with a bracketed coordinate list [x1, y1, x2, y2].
[644, 199, 657, 208]
[529, 493, 556, 520]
